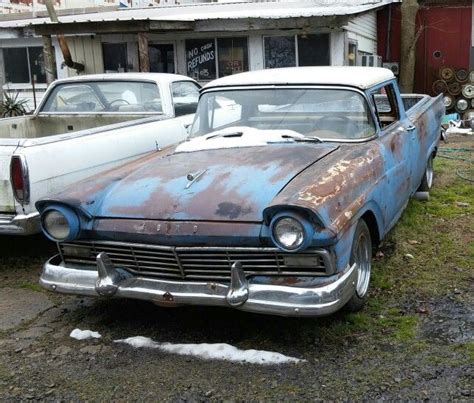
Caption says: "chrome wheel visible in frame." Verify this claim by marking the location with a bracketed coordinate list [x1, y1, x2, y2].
[419, 154, 434, 191]
[345, 219, 372, 312]
[425, 156, 434, 189]
[354, 231, 371, 298]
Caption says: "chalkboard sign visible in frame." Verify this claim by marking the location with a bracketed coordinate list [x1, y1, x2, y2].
[264, 36, 296, 69]
[186, 39, 216, 80]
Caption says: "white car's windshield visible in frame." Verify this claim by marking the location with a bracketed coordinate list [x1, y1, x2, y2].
[41, 81, 162, 113]
[190, 88, 376, 141]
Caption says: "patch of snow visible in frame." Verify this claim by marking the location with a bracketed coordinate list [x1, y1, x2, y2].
[175, 126, 301, 153]
[115, 336, 304, 365]
[70, 328, 102, 340]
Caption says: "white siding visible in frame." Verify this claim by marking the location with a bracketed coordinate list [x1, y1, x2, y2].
[62, 36, 104, 77]
[345, 11, 377, 54]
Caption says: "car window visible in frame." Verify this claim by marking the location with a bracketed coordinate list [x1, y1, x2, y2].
[41, 81, 162, 113]
[191, 88, 375, 141]
[372, 84, 400, 129]
[41, 84, 105, 112]
[172, 81, 200, 116]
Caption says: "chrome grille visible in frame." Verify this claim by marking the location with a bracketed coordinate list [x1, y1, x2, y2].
[59, 240, 330, 282]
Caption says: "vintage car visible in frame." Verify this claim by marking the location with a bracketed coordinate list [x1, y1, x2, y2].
[0, 73, 199, 235]
[37, 67, 444, 317]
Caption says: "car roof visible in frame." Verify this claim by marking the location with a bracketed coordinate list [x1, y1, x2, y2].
[203, 67, 395, 90]
[52, 73, 195, 86]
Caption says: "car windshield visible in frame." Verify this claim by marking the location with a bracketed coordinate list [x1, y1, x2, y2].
[190, 88, 376, 141]
[41, 81, 162, 113]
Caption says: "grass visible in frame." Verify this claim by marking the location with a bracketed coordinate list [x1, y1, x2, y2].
[18, 282, 44, 293]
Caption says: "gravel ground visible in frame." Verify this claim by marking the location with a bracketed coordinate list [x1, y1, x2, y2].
[0, 138, 472, 401]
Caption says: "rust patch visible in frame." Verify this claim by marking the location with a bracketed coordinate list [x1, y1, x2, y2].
[215, 202, 252, 219]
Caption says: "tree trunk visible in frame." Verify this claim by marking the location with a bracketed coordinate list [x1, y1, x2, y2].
[399, 0, 420, 93]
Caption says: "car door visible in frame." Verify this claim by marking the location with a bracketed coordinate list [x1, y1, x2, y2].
[371, 82, 418, 230]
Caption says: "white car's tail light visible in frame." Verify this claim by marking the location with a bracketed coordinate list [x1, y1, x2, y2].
[10, 155, 29, 204]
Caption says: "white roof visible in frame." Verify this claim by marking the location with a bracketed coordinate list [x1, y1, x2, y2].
[0, 0, 397, 29]
[52, 72, 194, 85]
[203, 67, 395, 90]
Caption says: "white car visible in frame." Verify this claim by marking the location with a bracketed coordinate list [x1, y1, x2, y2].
[0, 73, 200, 235]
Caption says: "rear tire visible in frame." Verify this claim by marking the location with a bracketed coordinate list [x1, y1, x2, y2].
[345, 219, 372, 312]
[418, 154, 434, 191]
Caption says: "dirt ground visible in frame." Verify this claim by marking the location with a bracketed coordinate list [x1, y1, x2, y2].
[0, 137, 472, 401]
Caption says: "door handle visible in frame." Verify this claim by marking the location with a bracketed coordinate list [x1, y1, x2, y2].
[406, 124, 416, 132]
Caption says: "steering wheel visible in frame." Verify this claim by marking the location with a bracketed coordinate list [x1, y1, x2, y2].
[108, 98, 131, 106]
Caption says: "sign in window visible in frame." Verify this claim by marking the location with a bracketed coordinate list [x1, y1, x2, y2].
[186, 39, 216, 81]
[217, 38, 248, 77]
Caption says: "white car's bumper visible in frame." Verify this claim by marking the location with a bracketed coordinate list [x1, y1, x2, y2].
[0, 212, 40, 235]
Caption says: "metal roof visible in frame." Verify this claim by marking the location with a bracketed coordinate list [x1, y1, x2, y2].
[203, 66, 395, 90]
[0, 0, 397, 29]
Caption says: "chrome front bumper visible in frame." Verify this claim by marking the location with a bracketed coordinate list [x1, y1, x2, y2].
[40, 254, 358, 317]
[0, 212, 40, 235]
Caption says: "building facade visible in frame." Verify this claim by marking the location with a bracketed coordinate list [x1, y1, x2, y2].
[0, 0, 396, 109]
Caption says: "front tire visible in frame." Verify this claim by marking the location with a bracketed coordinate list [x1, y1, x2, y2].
[418, 154, 434, 191]
[345, 219, 372, 312]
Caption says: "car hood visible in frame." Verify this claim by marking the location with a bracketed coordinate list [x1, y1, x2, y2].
[57, 143, 338, 222]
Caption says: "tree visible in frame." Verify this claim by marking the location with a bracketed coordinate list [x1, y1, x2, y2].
[399, 0, 421, 92]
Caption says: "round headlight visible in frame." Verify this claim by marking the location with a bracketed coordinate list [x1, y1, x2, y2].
[41, 207, 80, 242]
[273, 217, 305, 250]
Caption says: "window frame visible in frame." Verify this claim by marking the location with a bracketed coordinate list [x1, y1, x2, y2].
[2, 46, 47, 85]
[369, 82, 401, 132]
[170, 79, 202, 117]
[262, 33, 331, 69]
[185, 37, 250, 81]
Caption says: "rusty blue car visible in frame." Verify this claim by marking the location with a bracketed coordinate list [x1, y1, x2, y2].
[37, 67, 444, 317]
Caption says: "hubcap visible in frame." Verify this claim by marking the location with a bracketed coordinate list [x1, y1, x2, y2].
[426, 157, 434, 188]
[354, 233, 371, 298]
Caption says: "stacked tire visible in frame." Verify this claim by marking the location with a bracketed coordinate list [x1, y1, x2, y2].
[432, 67, 474, 119]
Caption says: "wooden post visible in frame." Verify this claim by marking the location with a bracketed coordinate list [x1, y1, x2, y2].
[399, 0, 420, 93]
[138, 32, 150, 72]
[42, 35, 56, 85]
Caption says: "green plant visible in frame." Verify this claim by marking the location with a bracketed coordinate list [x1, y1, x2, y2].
[0, 91, 28, 117]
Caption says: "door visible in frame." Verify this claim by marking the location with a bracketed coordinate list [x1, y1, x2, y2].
[372, 82, 417, 229]
[149, 44, 175, 74]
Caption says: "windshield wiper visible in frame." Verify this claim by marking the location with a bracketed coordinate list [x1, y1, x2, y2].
[206, 131, 243, 140]
[281, 134, 324, 143]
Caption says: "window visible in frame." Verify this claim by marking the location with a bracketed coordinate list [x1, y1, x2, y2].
[191, 88, 375, 141]
[298, 34, 330, 66]
[102, 43, 128, 73]
[149, 44, 175, 73]
[264, 36, 296, 69]
[217, 38, 248, 77]
[186, 39, 216, 81]
[264, 34, 330, 69]
[41, 81, 162, 113]
[171, 81, 200, 116]
[371, 84, 400, 128]
[3, 47, 47, 84]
